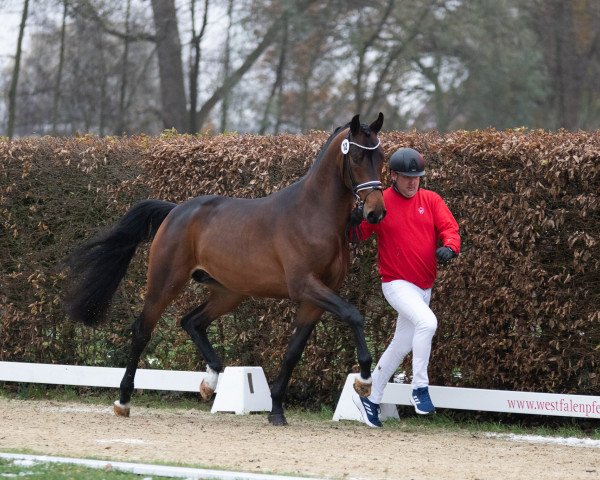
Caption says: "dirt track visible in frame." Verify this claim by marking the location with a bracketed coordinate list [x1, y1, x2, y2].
[0, 398, 598, 480]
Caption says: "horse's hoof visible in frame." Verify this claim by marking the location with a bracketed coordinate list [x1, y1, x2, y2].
[267, 413, 288, 426]
[113, 400, 130, 417]
[353, 376, 372, 397]
[199, 380, 215, 401]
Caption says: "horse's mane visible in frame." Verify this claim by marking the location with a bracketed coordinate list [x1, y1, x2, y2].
[312, 123, 347, 165]
[313, 120, 373, 166]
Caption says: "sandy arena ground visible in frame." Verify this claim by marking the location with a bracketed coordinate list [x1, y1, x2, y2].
[0, 398, 598, 480]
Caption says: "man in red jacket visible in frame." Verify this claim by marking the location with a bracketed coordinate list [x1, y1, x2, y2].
[353, 147, 461, 428]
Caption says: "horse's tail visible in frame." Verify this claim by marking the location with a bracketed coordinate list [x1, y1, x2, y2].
[65, 199, 177, 327]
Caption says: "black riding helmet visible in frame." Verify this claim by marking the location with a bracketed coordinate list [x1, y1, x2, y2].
[388, 148, 425, 177]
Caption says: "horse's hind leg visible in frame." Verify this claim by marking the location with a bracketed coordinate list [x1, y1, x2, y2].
[181, 284, 246, 400]
[114, 253, 191, 417]
[268, 302, 322, 426]
[114, 309, 157, 416]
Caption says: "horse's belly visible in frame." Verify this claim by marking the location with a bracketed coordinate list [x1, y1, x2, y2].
[202, 265, 289, 297]
[217, 268, 288, 297]
[194, 240, 288, 297]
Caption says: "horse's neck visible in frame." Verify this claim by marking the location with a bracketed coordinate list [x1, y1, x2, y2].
[300, 151, 352, 229]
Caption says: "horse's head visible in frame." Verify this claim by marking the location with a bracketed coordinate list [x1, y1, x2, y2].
[342, 112, 386, 224]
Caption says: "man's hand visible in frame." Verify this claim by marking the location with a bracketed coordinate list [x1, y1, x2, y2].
[436, 246, 456, 264]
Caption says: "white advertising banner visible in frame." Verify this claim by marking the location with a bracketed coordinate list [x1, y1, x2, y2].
[333, 373, 600, 421]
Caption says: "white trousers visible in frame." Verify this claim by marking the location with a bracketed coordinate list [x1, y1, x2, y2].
[369, 279, 437, 404]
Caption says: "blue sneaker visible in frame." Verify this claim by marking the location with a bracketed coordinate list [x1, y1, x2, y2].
[352, 391, 382, 428]
[411, 387, 436, 415]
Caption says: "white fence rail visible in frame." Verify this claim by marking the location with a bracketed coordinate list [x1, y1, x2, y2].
[2, 362, 599, 419]
[0, 361, 205, 391]
[333, 374, 600, 420]
[0, 361, 272, 415]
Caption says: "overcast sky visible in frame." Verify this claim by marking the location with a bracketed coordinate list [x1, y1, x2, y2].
[0, 1, 26, 68]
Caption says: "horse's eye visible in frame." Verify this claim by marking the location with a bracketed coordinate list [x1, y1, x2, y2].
[351, 150, 364, 164]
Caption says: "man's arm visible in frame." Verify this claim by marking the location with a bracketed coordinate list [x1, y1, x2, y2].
[433, 195, 461, 258]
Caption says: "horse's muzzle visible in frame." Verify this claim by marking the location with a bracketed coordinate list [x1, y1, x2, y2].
[366, 208, 386, 224]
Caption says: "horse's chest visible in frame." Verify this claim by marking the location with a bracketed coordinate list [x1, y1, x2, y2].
[321, 245, 349, 288]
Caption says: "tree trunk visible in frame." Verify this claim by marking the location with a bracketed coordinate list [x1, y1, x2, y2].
[189, 0, 209, 134]
[116, 0, 132, 135]
[299, 50, 320, 133]
[220, 0, 234, 133]
[98, 34, 107, 136]
[259, 17, 288, 135]
[151, 0, 188, 132]
[529, 0, 600, 129]
[7, 0, 30, 139]
[414, 56, 451, 132]
[52, 0, 68, 135]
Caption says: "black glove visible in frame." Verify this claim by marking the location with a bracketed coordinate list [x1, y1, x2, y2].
[436, 246, 456, 264]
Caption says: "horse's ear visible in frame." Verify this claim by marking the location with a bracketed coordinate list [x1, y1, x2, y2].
[370, 112, 384, 134]
[350, 114, 361, 136]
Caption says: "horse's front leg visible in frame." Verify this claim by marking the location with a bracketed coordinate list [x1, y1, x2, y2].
[269, 302, 321, 425]
[293, 276, 373, 396]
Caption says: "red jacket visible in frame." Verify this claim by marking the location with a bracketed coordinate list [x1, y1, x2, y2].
[359, 187, 460, 289]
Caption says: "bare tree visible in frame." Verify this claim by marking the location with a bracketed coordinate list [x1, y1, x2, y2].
[151, 0, 188, 132]
[70, 0, 155, 42]
[115, 0, 132, 135]
[8, 0, 597, 135]
[433, 0, 548, 130]
[189, 0, 209, 133]
[7, 0, 30, 139]
[528, 0, 600, 129]
[360, 1, 434, 123]
[52, 0, 69, 135]
[259, 16, 288, 134]
[292, 23, 331, 133]
[413, 55, 454, 132]
[354, 0, 395, 115]
[219, 0, 234, 133]
[199, 0, 319, 132]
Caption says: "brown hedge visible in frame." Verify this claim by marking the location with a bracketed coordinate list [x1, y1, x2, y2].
[0, 129, 598, 408]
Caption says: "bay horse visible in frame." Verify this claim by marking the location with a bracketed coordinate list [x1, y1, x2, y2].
[65, 113, 386, 426]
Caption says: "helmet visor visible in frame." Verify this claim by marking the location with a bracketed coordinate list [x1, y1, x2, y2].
[397, 170, 425, 177]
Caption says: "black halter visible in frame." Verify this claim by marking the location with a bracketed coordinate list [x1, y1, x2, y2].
[341, 133, 383, 243]
[342, 136, 383, 194]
